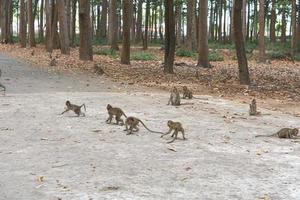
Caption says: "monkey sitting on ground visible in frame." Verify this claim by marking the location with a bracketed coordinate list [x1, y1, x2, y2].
[255, 128, 299, 139]
[161, 120, 186, 143]
[0, 69, 5, 94]
[182, 86, 193, 99]
[249, 99, 260, 116]
[60, 100, 86, 117]
[124, 116, 164, 135]
[106, 104, 127, 125]
[168, 87, 180, 106]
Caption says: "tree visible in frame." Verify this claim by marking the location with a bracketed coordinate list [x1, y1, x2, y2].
[291, 0, 297, 52]
[136, 0, 143, 43]
[0, 0, 13, 43]
[109, 0, 119, 50]
[164, 0, 175, 73]
[99, 0, 108, 40]
[57, 0, 70, 54]
[79, 0, 93, 60]
[143, 0, 150, 50]
[258, 0, 266, 63]
[186, 0, 197, 51]
[19, 0, 27, 47]
[270, 0, 276, 43]
[39, 0, 44, 41]
[121, 0, 131, 64]
[233, 0, 250, 85]
[197, 0, 210, 68]
[28, 0, 36, 47]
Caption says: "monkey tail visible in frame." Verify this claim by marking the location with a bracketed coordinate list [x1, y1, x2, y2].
[255, 133, 277, 138]
[80, 104, 86, 112]
[138, 120, 164, 134]
[122, 112, 127, 118]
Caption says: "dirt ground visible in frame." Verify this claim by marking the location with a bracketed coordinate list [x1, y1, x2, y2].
[1, 54, 300, 200]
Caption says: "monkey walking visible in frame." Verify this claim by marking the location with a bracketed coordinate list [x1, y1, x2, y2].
[61, 100, 86, 117]
[106, 104, 127, 125]
[255, 128, 299, 139]
[161, 120, 186, 143]
[124, 116, 164, 135]
[168, 87, 181, 106]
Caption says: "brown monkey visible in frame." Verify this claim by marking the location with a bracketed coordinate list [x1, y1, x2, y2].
[106, 104, 127, 125]
[124, 116, 164, 135]
[255, 128, 299, 139]
[61, 100, 86, 117]
[167, 87, 180, 106]
[249, 99, 260, 116]
[31, 50, 35, 56]
[182, 86, 193, 99]
[161, 120, 186, 143]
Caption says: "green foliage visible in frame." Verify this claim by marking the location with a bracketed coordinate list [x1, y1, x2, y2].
[294, 53, 300, 61]
[209, 51, 224, 61]
[176, 49, 196, 57]
[94, 48, 118, 58]
[131, 52, 157, 61]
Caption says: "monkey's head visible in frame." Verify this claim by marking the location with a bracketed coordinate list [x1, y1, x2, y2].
[172, 87, 178, 92]
[66, 101, 71, 107]
[107, 104, 112, 110]
[293, 128, 299, 136]
[167, 120, 174, 127]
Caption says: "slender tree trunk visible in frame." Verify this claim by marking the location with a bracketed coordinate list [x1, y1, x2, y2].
[51, 0, 60, 49]
[297, 0, 300, 52]
[136, 0, 143, 43]
[258, 0, 266, 62]
[233, 0, 250, 85]
[96, 4, 100, 38]
[198, 0, 210, 68]
[164, 0, 175, 73]
[175, 2, 182, 46]
[186, 0, 197, 51]
[223, 0, 227, 43]
[242, 0, 246, 40]
[218, 0, 223, 41]
[291, 0, 297, 52]
[19, 0, 27, 47]
[159, 0, 163, 41]
[281, 8, 286, 43]
[39, 0, 44, 41]
[270, 0, 276, 43]
[121, 0, 131, 65]
[109, 0, 119, 50]
[45, 0, 52, 52]
[79, 0, 93, 60]
[28, 0, 36, 47]
[143, 0, 150, 50]
[209, 0, 213, 39]
[57, 0, 70, 54]
[70, 0, 77, 46]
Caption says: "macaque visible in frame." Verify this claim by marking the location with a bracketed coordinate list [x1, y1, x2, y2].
[167, 87, 180, 106]
[124, 116, 164, 135]
[61, 100, 86, 117]
[255, 128, 299, 139]
[161, 120, 186, 143]
[182, 86, 193, 99]
[249, 99, 260, 116]
[0, 69, 5, 94]
[106, 104, 127, 125]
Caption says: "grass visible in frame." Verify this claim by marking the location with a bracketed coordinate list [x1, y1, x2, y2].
[93, 48, 118, 58]
[131, 52, 157, 61]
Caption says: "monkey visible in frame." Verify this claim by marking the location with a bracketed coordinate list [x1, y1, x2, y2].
[60, 100, 86, 117]
[50, 58, 57, 66]
[255, 128, 299, 139]
[124, 116, 164, 135]
[161, 120, 186, 143]
[182, 86, 193, 99]
[249, 99, 261, 116]
[106, 104, 127, 125]
[0, 69, 5, 94]
[31, 50, 35, 56]
[167, 87, 180, 106]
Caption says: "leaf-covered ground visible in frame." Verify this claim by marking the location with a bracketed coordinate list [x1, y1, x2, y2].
[1, 44, 300, 115]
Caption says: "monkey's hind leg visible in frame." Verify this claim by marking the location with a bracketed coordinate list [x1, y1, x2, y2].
[167, 131, 178, 143]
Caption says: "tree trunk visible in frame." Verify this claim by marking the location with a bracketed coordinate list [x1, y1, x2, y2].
[223, 0, 227, 42]
[175, 2, 182, 46]
[45, 0, 52, 52]
[143, 0, 150, 50]
[281, 7, 286, 43]
[136, 0, 143, 43]
[70, 0, 77, 46]
[57, 0, 70, 54]
[198, 0, 210, 68]
[51, 0, 60, 49]
[186, 0, 197, 51]
[79, 0, 93, 60]
[19, 0, 27, 47]
[121, 0, 131, 65]
[39, 0, 44, 41]
[218, 0, 223, 41]
[297, 0, 300, 52]
[242, 0, 246, 40]
[28, 0, 36, 47]
[164, 0, 175, 73]
[270, 0, 276, 43]
[233, 0, 250, 85]
[291, 0, 297, 52]
[109, 0, 119, 50]
[258, 0, 266, 62]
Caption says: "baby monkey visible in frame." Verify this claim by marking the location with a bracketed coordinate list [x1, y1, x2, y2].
[0, 69, 5, 94]
[61, 100, 86, 117]
[182, 86, 193, 99]
[124, 116, 164, 135]
[168, 87, 180, 106]
[161, 120, 186, 143]
[106, 104, 127, 125]
[256, 128, 299, 139]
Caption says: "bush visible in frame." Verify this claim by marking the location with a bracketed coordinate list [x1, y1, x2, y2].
[209, 51, 224, 61]
[94, 48, 118, 58]
[176, 49, 196, 57]
[131, 52, 157, 61]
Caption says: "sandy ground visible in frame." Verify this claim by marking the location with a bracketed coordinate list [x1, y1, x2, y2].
[1, 54, 300, 200]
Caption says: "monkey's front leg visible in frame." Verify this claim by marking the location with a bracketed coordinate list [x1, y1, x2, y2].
[161, 129, 172, 138]
[106, 115, 112, 123]
[60, 109, 69, 115]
